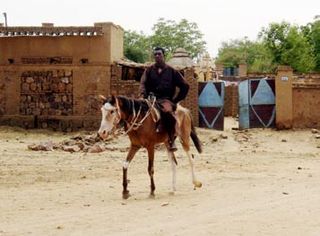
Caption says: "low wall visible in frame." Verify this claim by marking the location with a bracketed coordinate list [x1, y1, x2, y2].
[292, 78, 320, 128]
[275, 67, 320, 129]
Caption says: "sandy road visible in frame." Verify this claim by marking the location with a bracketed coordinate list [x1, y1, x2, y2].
[1, 120, 320, 235]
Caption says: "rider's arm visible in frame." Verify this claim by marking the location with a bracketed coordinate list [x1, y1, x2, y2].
[139, 69, 148, 98]
[172, 70, 189, 104]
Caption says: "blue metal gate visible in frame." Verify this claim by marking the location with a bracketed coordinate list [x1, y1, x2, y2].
[198, 81, 224, 130]
[239, 78, 275, 129]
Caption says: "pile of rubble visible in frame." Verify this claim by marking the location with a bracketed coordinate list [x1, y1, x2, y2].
[27, 131, 126, 153]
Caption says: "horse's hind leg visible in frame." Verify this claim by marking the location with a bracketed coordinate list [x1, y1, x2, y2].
[177, 107, 202, 189]
[147, 146, 156, 197]
[185, 151, 202, 189]
[122, 144, 140, 199]
[181, 137, 202, 189]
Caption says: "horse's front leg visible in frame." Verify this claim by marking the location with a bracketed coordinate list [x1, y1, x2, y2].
[122, 144, 140, 199]
[168, 151, 177, 192]
[147, 146, 156, 197]
[165, 143, 177, 193]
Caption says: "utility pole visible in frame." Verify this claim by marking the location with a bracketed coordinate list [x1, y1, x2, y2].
[3, 12, 7, 27]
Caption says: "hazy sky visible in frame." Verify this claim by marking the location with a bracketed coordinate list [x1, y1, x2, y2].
[2, 0, 319, 57]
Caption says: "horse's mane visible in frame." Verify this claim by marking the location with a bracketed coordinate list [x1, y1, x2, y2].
[115, 96, 151, 116]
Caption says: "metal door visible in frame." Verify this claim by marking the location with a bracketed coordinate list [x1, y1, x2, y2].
[198, 81, 224, 130]
[239, 78, 275, 129]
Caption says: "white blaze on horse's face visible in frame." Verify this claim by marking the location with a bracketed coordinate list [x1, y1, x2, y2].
[98, 102, 118, 140]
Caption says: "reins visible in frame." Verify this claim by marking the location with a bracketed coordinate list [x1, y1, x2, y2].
[116, 97, 158, 134]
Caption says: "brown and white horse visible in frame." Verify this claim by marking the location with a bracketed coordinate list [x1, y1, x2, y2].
[98, 95, 202, 199]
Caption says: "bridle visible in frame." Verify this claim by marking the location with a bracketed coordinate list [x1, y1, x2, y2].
[102, 102, 121, 137]
[103, 97, 158, 135]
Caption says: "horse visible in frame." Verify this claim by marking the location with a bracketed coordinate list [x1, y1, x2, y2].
[98, 95, 202, 199]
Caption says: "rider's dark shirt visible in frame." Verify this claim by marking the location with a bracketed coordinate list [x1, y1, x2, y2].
[139, 64, 189, 104]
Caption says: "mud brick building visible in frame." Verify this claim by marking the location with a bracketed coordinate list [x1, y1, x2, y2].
[0, 22, 123, 130]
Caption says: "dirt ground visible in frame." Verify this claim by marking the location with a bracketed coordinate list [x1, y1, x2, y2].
[0, 118, 320, 236]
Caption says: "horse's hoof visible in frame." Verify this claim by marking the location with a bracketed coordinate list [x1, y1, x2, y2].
[149, 192, 155, 199]
[193, 181, 202, 188]
[122, 191, 131, 199]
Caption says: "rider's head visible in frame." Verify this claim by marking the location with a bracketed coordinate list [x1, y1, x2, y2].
[153, 47, 165, 65]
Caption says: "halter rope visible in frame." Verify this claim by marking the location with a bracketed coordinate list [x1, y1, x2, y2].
[118, 97, 157, 134]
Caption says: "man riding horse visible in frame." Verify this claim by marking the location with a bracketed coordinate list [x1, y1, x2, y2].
[139, 47, 190, 152]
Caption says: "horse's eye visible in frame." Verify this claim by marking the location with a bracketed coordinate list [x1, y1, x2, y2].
[110, 110, 114, 114]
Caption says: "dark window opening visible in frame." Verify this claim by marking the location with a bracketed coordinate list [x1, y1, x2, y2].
[121, 66, 145, 82]
[80, 58, 89, 64]
[8, 58, 14, 64]
[223, 67, 239, 76]
[50, 57, 61, 64]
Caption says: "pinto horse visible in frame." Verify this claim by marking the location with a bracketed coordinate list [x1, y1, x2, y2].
[98, 95, 202, 199]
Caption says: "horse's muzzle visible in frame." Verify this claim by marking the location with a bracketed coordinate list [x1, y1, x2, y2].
[97, 130, 109, 140]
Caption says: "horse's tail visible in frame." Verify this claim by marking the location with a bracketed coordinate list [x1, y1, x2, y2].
[190, 121, 202, 154]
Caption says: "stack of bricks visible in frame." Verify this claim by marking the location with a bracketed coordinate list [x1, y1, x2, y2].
[224, 85, 238, 117]
[20, 70, 73, 118]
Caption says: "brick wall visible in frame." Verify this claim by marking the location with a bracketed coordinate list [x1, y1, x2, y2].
[20, 70, 73, 117]
[224, 85, 238, 117]
[180, 68, 198, 126]
[0, 65, 110, 131]
[110, 64, 140, 97]
[0, 72, 5, 115]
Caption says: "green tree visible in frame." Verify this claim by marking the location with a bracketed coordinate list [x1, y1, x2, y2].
[216, 38, 274, 73]
[301, 17, 320, 71]
[124, 30, 151, 63]
[259, 22, 316, 73]
[150, 18, 206, 60]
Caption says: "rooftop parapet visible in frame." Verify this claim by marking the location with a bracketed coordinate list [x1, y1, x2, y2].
[0, 25, 103, 37]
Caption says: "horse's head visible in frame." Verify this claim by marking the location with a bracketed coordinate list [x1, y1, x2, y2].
[98, 95, 120, 140]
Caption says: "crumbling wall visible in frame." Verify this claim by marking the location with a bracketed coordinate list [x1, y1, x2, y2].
[0, 65, 110, 131]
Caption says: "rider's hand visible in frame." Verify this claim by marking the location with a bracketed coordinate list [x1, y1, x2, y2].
[161, 101, 173, 112]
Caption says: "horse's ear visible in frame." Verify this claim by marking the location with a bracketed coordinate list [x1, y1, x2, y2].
[111, 95, 115, 102]
[98, 95, 107, 103]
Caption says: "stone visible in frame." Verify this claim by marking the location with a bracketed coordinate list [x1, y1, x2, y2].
[26, 77, 34, 83]
[62, 145, 81, 153]
[21, 83, 30, 92]
[28, 141, 54, 151]
[88, 144, 105, 153]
